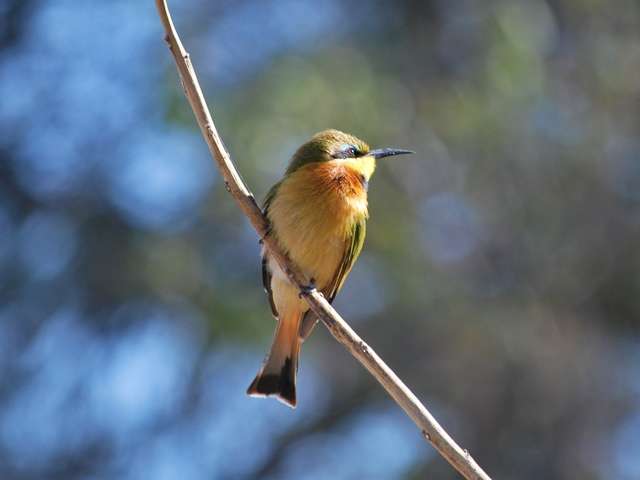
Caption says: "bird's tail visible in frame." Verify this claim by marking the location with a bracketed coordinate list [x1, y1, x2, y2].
[247, 310, 301, 408]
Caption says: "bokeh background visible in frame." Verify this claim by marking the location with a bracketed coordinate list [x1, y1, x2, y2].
[1, 0, 640, 478]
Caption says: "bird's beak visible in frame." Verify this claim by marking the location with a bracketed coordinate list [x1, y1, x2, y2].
[370, 148, 414, 159]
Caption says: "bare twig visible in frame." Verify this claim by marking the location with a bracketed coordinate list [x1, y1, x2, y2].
[154, 2, 492, 479]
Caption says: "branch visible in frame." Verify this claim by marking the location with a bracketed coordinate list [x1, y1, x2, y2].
[154, 2, 492, 479]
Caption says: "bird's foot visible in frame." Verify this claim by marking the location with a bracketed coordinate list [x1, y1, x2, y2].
[299, 278, 317, 298]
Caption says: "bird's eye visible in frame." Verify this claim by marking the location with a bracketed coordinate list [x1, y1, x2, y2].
[336, 144, 359, 158]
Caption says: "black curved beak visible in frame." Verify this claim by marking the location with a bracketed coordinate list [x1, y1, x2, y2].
[370, 148, 414, 159]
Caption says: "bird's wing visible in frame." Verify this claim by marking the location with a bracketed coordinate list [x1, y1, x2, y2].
[262, 255, 278, 318]
[300, 217, 366, 341]
[261, 182, 281, 319]
[325, 217, 366, 302]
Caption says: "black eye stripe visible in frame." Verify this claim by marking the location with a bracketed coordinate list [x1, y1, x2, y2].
[333, 144, 360, 159]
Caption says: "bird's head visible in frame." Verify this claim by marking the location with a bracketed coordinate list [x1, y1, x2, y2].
[286, 129, 413, 183]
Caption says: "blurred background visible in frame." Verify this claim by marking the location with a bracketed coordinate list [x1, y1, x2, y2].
[1, 0, 640, 478]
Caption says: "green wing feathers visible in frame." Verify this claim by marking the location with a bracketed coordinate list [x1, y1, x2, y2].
[325, 218, 366, 302]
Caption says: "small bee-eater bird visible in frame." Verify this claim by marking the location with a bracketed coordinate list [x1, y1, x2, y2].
[247, 129, 412, 407]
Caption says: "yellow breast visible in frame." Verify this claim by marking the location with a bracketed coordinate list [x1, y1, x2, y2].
[267, 160, 368, 290]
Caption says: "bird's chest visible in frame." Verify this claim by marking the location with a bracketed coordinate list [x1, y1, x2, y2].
[267, 162, 367, 286]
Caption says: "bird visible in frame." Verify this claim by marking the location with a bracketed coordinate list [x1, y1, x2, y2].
[247, 129, 412, 407]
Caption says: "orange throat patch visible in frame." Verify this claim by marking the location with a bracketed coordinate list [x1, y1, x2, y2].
[318, 161, 368, 199]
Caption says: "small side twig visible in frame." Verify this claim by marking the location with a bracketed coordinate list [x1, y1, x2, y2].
[154, 2, 491, 479]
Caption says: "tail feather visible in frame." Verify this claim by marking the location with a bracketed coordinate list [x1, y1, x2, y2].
[247, 311, 301, 408]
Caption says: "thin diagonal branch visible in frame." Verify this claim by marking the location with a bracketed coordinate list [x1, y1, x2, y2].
[154, 2, 492, 479]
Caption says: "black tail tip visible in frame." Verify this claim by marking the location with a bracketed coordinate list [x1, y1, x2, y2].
[247, 374, 297, 408]
[246, 359, 297, 408]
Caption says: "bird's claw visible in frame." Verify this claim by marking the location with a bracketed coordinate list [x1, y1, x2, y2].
[299, 278, 317, 298]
